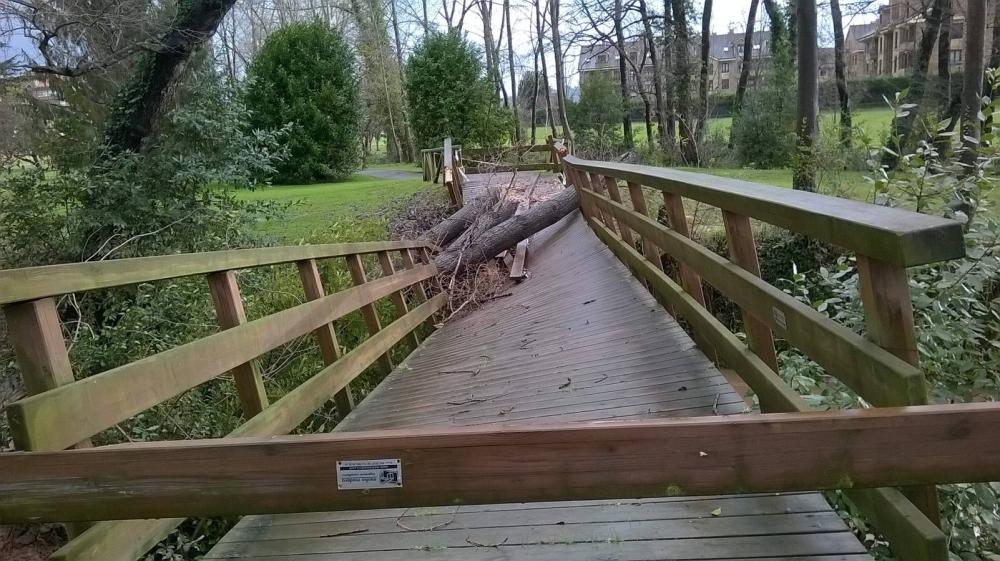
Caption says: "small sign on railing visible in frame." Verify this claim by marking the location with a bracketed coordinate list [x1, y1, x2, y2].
[336, 459, 403, 490]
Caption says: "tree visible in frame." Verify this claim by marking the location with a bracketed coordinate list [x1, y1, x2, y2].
[534, 0, 557, 133]
[793, 0, 818, 192]
[405, 32, 515, 149]
[696, 0, 712, 164]
[503, 0, 520, 143]
[244, 22, 362, 182]
[549, 0, 573, 141]
[732, 0, 760, 149]
[571, 75, 625, 131]
[830, 0, 851, 146]
[960, 0, 987, 168]
[672, 0, 695, 163]
[612, 0, 635, 148]
[636, 0, 667, 148]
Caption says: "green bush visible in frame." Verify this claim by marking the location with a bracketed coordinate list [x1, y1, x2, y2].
[245, 22, 361, 183]
[405, 32, 515, 149]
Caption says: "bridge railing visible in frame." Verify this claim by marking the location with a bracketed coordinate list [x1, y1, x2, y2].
[562, 154, 966, 561]
[0, 240, 443, 561]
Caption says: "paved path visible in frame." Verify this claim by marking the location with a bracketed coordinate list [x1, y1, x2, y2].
[205, 175, 870, 561]
[359, 168, 422, 180]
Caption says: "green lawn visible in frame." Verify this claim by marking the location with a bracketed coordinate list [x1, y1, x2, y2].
[238, 166, 430, 240]
[536, 106, 895, 143]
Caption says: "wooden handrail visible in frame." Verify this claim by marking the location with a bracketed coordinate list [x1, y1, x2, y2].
[568, 161, 955, 561]
[6, 265, 438, 452]
[1, 402, 998, 522]
[0, 240, 436, 305]
[564, 155, 964, 267]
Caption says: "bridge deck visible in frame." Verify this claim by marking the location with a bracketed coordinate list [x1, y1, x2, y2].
[205, 178, 870, 560]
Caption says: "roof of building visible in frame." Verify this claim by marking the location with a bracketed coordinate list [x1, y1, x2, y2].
[709, 30, 769, 61]
[846, 22, 878, 42]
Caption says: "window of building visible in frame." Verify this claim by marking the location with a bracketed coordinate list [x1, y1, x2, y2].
[950, 49, 963, 63]
[721, 78, 729, 89]
[951, 23, 963, 39]
[629, 51, 638, 62]
[597, 54, 608, 64]
[720, 62, 730, 73]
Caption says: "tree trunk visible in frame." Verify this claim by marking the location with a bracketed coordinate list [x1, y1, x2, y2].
[549, 0, 573, 142]
[424, 187, 509, 246]
[479, 0, 500, 99]
[531, 50, 540, 144]
[435, 188, 579, 274]
[662, 0, 677, 150]
[613, 0, 635, 149]
[960, 0, 987, 169]
[830, 0, 851, 146]
[637, 0, 667, 148]
[762, 0, 791, 66]
[883, 0, 945, 167]
[100, 0, 239, 158]
[793, 0, 818, 192]
[990, 0, 1000, 68]
[535, 0, 557, 136]
[697, 0, 712, 158]
[390, 0, 417, 161]
[937, 0, 953, 110]
[672, 0, 694, 163]
[504, 0, 520, 143]
[731, 0, 760, 148]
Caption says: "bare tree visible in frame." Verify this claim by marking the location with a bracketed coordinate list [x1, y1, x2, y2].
[612, 0, 634, 148]
[696, 0, 711, 163]
[830, 0, 851, 146]
[793, 0, 818, 191]
[960, 0, 987, 168]
[534, 0, 556, 132]
[549, 0, 573, 141]
[671, 0, 694, 163]
[733, 0, 760, 116]
[504, 0, 520, 142]
[636, 0, 667, 147]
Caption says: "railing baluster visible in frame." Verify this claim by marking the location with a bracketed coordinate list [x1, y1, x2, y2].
[4, 297, 92, 536]
[660, 192, 706, 306]
[856, 255, 940, 526]
[207, 271, 269, 416]
[586, 172, 619, 233]
[399, 249, 429, 304]
[345, 254, 393, 375]
[377, 250, 420, 348]
[296, 258, 354, 416]
[601, 176, 635, 246]
[720, 211, 779, 372]
[625, 182, 664, 270]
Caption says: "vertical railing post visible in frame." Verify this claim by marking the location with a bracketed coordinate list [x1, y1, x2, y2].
[625, 182, 664, 270]
[345, 253, 393, 375]
[207, 271, 269, 417]
[586, 172, 619, 233]
[4, 297, 93, 536]
[399, 249, 429, 304]
[660, 192, 706, 306]
[856, 255, 940, 526]
[296, 258, 354, 416]
[600, 176, 635, 246]
[377, 250, 420, 348]
[721, 211, 779, 372]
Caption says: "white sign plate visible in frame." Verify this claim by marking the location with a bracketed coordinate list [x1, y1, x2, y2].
[337, 459, 402, 490]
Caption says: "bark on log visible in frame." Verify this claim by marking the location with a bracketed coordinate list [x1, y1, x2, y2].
[446, 201, 518, 251]
[423, 187, 502, 246]
[435, 188, 580, 274]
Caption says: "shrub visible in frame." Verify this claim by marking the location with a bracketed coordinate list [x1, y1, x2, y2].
[405, 32, 515, 149]
[731, 63, 796, 168]
[245, 22, 361, 183]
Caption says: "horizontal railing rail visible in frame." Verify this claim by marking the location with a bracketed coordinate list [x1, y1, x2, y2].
[0, 240, 435, 306]
[1, 403, 998, 522]
[564, 156, 965, 267]
[0, 240, 442, 561]
[562, 156, 967, 561]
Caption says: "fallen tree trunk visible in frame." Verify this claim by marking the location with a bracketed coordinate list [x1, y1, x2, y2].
[422, 186, 502, 246]
[446, 201, 518, 251]
[435, 187, 580, 274]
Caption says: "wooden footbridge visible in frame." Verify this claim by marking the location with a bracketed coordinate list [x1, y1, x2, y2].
[0, 147, 997, 561]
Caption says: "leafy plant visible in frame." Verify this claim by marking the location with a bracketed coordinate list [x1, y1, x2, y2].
[244, 21, 362, 183]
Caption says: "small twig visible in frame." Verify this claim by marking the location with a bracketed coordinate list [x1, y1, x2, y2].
[465, 536, 510, 548]
[712, 393, 722, 415]
[319, 529, 369, 538]
[395, 507, 458, 531]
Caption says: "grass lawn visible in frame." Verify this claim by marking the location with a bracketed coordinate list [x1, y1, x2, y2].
[237, 166, 432, 240]
[679, 166, 873, 200]
[535, 106, 895, 144]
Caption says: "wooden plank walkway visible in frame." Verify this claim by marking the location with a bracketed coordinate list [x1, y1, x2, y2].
[205, 176, 870, 561]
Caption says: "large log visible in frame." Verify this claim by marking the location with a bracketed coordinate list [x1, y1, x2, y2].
[422, 187, 502, 247]
[435, 187, 579, 274]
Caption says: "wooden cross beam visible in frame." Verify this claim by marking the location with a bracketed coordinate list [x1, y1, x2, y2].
[1, 403, 998, 523]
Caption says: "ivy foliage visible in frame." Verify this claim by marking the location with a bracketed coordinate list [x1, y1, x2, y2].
[245, 21, 361, 183]
[405, 31, 515, 150]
